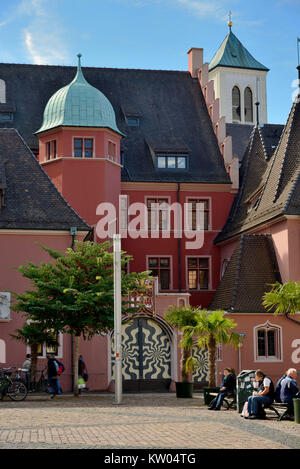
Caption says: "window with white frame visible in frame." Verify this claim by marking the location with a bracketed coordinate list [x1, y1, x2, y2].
[74, 138, 93, 158]
[187, 257, 209, 290]
[147, 257, 171, 291]
[254, 321, 282, 362]
[0, 292, 10, 321]
[26, 329, 63, 358]
[45, 140, 57, 160]
[108, 141, 117, 160]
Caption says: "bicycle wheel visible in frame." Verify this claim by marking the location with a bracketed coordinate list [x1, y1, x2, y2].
[7, 381, 28, 401]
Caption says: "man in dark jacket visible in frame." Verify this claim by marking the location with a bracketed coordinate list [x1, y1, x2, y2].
[47, 353, 58, 399]
[280, 368, 299, 415]
[208, 368, 236, 411]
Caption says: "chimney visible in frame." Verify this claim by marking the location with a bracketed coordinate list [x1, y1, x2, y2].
[187, 48, 203, 78]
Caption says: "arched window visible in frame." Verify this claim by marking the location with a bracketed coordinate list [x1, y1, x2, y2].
[254, 321, 282, 362]
[232, 86, 241, 122]
[244, 87, 253, 123]
[0, 79, 6, 104]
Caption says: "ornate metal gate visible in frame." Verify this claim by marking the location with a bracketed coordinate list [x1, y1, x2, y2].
[111, 317, 171, 392]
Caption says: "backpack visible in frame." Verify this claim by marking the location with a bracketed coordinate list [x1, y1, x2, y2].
[56, 361, 65, 376]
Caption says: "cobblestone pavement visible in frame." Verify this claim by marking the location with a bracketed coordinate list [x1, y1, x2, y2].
[0, 393, 299, 449]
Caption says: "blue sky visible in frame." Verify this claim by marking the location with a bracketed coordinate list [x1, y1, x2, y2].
[0, 0, 299, 124]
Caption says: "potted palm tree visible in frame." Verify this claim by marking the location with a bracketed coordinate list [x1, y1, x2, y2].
[182, 309, 242, 404]
[165, 305, 199, 398]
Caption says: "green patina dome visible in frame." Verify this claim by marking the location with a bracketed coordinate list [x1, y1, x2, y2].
[36, 54, 123, 135]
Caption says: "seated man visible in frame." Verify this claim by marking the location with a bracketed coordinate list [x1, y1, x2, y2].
[275, 371, 288, 403]
[279, 368, 299, 415]
[208, 368, 236, 411]
[244, 369, 274, 419]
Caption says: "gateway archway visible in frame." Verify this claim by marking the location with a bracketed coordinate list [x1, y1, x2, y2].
[111, 315, 173, 392]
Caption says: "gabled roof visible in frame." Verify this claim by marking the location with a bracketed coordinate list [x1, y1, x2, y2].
[0, 63, 230, 185]
[216, 94, 300, 243]
[209, 30, 269, 73]
[0, 128, 91, 231]
[210, 234, 281, 313]
[226, 123, 283, 162]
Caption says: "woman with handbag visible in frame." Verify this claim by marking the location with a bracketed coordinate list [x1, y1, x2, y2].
[78, 355, 88, 392]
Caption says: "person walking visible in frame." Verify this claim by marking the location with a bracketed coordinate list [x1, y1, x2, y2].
[78, 355, 88, 393]
[47, 353, 58, 399]
[22, 353, 32, 391]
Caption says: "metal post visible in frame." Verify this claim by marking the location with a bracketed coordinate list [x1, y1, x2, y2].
[113, 234, 122, 404]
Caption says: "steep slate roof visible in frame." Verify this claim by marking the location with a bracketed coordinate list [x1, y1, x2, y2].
[226, 123, 283, 162]
[210, 234, 281, 313]
[0, 128, 91, 231]
[209, 30, 269, 72]
[216, 94, 300, 243]
[0, 63, 230, 184]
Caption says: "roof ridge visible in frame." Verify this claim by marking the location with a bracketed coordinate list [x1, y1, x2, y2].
[0, 62, 189, 74]
[273, 101, 298, 203]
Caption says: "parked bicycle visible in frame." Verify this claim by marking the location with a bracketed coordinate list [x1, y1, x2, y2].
[32, 368, 47, 393]
[0, 367, 28, 401]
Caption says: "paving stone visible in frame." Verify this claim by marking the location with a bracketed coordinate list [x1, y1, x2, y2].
[0, 393, 299, 449]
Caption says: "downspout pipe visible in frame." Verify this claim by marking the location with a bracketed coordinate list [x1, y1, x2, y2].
[177, 183, 182, 292]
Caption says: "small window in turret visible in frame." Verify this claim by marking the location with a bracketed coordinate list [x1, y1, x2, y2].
[74, 138, 94, 158]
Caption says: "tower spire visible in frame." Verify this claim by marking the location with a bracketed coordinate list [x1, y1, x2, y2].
[228, 11, 233, 32]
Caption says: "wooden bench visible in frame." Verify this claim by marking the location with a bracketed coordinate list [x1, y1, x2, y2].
[263, 402, 293, 421]
[208, 392, 237, 410]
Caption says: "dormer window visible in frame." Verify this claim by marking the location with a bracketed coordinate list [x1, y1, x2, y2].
[74, 138, 93, 158]
[126, 117, 139, 127]
[157, 155, 187, 169]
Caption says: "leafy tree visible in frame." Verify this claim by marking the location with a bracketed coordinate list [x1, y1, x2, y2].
[181, 309, 241, 387]
[12, 240, 151, 396]
[164, 305, 200, 383]
[10, 322, 58, 384]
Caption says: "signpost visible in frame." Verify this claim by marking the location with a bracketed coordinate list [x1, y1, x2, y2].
[113, 234, 122, 404]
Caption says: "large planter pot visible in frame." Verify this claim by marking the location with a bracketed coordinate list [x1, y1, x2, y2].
[175, 382, 194, 398]
[203, 387, 220, 406]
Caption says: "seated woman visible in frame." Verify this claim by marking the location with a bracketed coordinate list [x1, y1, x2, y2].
[243, 369, 274, 419]
[208, 368, 236, 411]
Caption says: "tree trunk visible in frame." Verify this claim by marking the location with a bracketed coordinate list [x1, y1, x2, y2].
[207, 335, 216, 387]
[73, 334, 80, 397]
[181, 347, 191, 383]
[30, 343, 38, 385]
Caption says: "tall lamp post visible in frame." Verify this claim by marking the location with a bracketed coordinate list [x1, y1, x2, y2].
[113, 234, 122, 404]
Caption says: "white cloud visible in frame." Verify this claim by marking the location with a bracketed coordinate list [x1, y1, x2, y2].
[24, 29, 68, 65]
[21, 0, 70, 64]
[0, 0, 70, 64]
